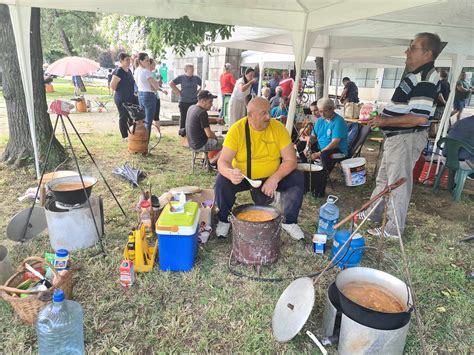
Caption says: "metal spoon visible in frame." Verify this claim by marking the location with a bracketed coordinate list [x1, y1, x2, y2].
[227, 169, 262, 188]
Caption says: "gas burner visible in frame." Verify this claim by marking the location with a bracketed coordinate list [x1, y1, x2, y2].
[54, 201, 87, 210]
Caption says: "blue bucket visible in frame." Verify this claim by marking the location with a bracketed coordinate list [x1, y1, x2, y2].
[331, 229, 365, 268]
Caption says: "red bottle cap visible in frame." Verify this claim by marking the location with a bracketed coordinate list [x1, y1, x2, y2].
[140, 200, 151, 209]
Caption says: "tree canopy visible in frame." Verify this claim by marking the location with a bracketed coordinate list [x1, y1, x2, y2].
[100, 15, 234, 59]
[41, 9, 106, 62]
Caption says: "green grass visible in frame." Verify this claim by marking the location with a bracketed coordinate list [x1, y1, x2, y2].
[46, 78, 111, 101]
[0, 133, 472, 353]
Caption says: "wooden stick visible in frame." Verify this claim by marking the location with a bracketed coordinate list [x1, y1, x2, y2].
[334, 177, 406, 230]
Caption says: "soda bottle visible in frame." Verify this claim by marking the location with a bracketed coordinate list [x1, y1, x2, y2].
[127, 232, 135, 261]
[37, 289, 84, 355]
[317, 195, 339, 240]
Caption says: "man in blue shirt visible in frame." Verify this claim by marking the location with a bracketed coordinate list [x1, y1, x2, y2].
[304, 97, 348, 172]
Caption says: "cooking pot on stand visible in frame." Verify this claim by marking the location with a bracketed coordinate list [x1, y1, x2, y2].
[335, 266, 413, 330]
[47, 175, 97, 206]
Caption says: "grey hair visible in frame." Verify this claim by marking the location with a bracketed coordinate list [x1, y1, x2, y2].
[224, 63, 232, 69]
[184, 63, 194, 71]
[317, 97, 335, 110]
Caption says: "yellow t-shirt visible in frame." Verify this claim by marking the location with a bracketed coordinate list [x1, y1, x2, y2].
[223, 117, 292, 179]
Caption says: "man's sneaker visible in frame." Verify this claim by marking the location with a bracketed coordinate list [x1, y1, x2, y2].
[282, 223, 305, 240]
[357, 210, 373, 222]
[216, 221, 231, 238]
[367, 227, 399, 239]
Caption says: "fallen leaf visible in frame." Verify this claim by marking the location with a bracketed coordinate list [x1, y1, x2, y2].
[436, 306, 446, 313]
[451, 264, 457, 268]
[112, 346, 120, 353]
[441, 291, 450, 297]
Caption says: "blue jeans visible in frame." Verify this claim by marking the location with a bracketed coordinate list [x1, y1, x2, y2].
[215, 170, 304, 224]
[138, 91, 156, 132]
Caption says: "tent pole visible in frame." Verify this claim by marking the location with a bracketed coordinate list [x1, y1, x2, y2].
[286, 12, 309, 134]
[427, 54, 465, 177]
[258, 53, 265, 96]
[334, 61, 340, 106]
[9, 5, 40, 179]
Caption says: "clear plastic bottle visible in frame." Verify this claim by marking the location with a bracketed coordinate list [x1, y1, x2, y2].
[37, 289, 84, 355]
[317, 195, 339, 240]
[139, 200, 152, 228]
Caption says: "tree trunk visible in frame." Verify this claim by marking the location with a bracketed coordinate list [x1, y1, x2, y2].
[0, 5, 66, 169]
[54, 9, 74, 56]
[314, 57, 324, 100]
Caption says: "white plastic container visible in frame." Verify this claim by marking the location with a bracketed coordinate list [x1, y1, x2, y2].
[0, 245, 14, 284]
[341, 158, 366, 186]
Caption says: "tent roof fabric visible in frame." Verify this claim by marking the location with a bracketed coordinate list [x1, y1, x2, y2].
[1, 0, 440, 32]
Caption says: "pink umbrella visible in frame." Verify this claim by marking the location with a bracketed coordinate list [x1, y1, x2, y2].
[46, 56, 100, 76]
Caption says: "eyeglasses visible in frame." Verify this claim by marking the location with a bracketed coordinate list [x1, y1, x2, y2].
[406, 46, 427, 52]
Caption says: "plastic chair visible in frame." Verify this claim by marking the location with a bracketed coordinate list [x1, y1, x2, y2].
[222, 95, 231, 125]
[433, 137, 474, 201]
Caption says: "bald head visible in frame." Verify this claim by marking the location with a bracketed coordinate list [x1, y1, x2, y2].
[247, 97, 271, 131]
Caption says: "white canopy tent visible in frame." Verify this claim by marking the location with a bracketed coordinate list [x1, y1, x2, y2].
[0, 0, 445, 177]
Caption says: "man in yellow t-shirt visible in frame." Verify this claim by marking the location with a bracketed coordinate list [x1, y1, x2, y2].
[215, 97, 305, 240]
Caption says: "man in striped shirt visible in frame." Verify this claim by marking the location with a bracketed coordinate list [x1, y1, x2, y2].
[361, 33, 442, 238]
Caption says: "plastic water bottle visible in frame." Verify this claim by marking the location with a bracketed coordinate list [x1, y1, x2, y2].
[317, 195, 339, 240]
[37, 289, 84, 355]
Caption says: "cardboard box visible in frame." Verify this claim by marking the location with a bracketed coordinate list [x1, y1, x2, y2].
[187, 189, 215, 229]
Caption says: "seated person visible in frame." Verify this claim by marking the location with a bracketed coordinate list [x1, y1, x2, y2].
[444, 115, 474, 173]
[304, 98, 348, 172]
[295, 100, 319, 159]
[269, 86, 283, 109]
[261, 86, 271, 100]
[271, 96, 289, 123]
[185, 90, 224, 163]
[215, 97, 305, 240]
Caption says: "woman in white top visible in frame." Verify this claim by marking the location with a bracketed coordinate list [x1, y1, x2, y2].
[133, 52, 161, 132]
[228, 67, 256, 126]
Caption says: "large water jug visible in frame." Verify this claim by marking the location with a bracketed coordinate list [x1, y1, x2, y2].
[37, 289, 84, 355]
[317, 195, 339, 240]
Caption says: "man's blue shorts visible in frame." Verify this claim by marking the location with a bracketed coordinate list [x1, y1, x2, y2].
[453, 99, 466, 111]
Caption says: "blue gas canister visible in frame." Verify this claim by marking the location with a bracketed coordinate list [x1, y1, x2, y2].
[331, 229, 365, 268]
[317, 195, 339, 240]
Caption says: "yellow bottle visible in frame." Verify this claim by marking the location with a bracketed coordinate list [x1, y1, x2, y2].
[127, 232, 136, 261]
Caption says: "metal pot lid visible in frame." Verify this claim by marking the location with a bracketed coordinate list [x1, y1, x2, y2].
[6, 207, 47, 242]
[272, 277, 315, 342]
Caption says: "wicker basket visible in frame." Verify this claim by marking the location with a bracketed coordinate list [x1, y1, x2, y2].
[0, 256, 74, 324]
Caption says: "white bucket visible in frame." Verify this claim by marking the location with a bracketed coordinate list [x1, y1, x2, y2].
[341, 158, 366, 186]
[0, 245, 14, 284]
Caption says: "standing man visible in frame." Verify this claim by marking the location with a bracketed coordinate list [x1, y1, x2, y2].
[451, 72, 473, 122]
[219, 63, 236, 118]
[186, 90, 224, 161]
[215, 97, 305, 240]
[169, 63, 202, 136]
[362, 33, 442, 238]
[269, 71, 280, 99]
[434, 69, 450, 120]
[340, 77, 360, 104]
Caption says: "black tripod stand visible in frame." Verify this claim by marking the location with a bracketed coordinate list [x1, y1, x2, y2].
[20, 113, 128, 255]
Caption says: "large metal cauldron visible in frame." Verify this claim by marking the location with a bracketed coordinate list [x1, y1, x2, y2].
[335, 267, 413, 330]
[230, 204, 283, 265]
[47, 175, 97, 205]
